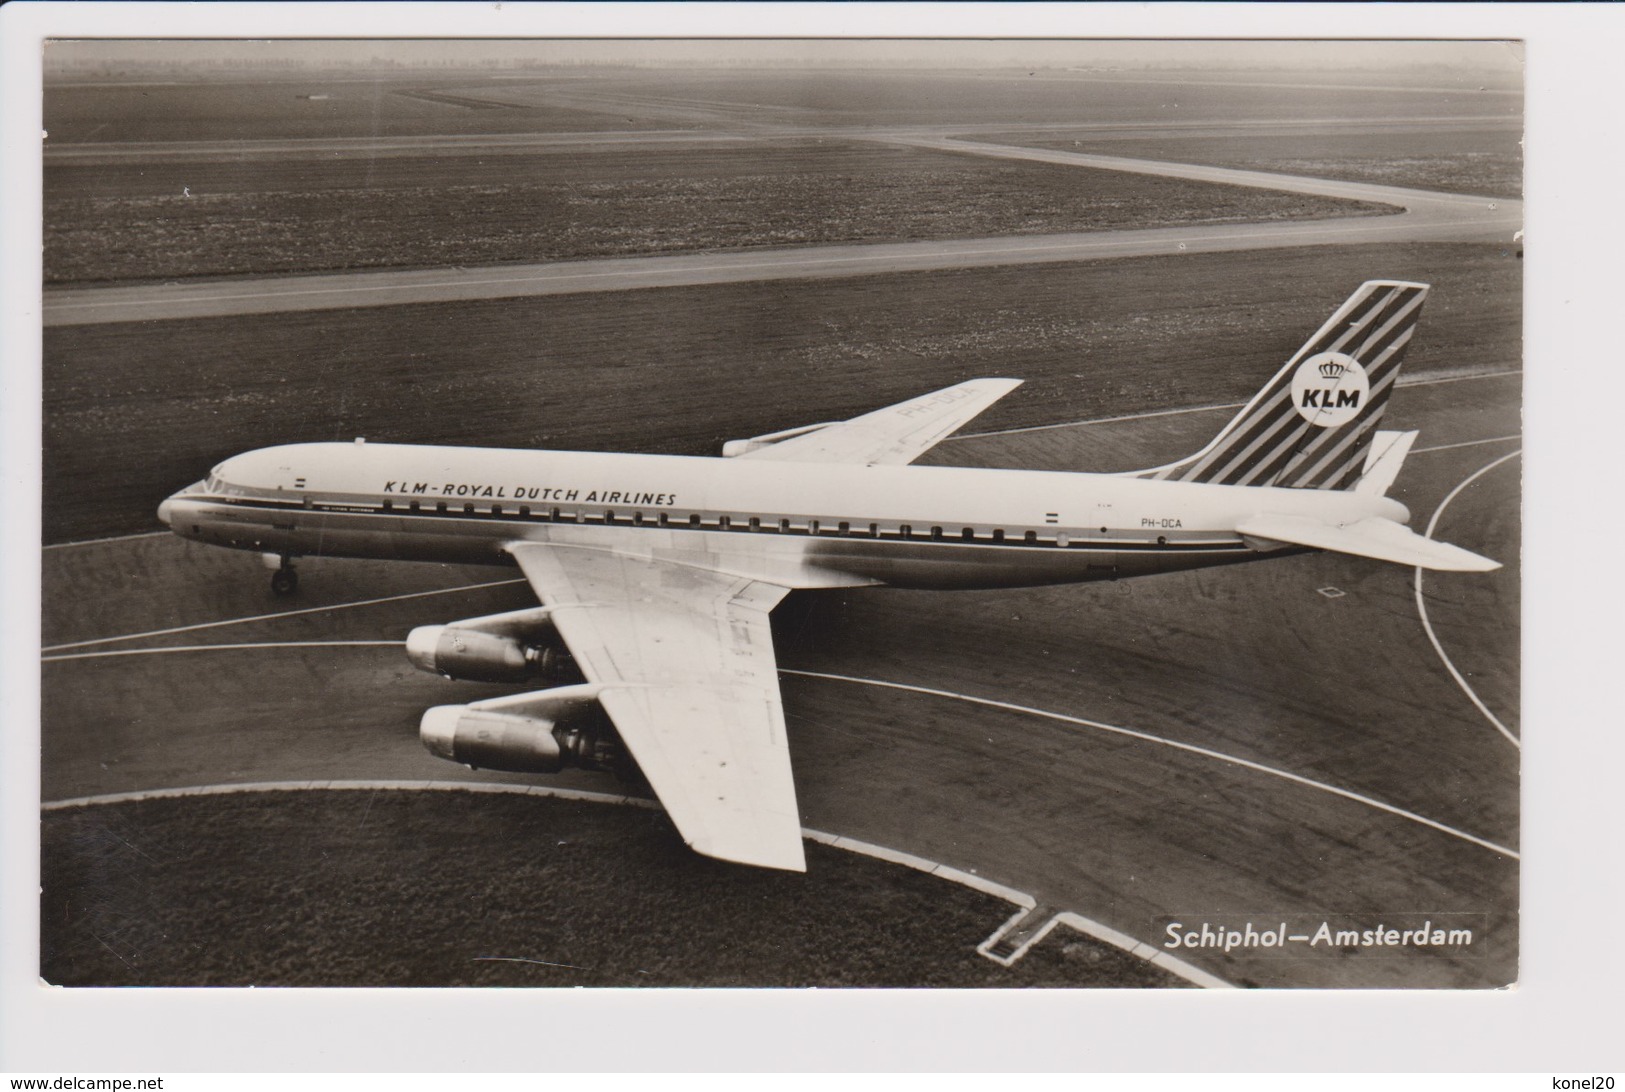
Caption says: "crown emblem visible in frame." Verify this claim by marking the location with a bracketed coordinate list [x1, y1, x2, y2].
[1318, 359, 1347, 379]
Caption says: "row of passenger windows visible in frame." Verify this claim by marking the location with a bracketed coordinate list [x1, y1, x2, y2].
[365, 497, 1085, 543]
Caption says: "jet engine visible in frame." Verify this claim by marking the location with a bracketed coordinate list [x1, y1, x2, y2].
[420, 684, 622, 775]
[405, 607, 579, 684]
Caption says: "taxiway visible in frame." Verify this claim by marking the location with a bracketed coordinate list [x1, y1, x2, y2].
[37, 75, 1522, 987]
[40, 370, 1520, 988]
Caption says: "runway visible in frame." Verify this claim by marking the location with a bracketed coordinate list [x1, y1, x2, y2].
[41, 115, 1516, 163]
[41, 127, 1520, 327]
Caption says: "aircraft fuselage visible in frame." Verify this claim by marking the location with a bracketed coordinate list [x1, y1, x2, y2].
[159, 441, 1406, 591]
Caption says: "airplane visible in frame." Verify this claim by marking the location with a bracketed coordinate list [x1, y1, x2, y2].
[157, 280, 1497, 872]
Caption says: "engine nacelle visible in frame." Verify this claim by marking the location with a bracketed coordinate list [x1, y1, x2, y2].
[405, 623, 578, 684]
[420, 685, 621, 774]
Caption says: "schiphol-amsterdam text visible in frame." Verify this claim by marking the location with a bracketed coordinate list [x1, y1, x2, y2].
[1162, 919, 1475, 955]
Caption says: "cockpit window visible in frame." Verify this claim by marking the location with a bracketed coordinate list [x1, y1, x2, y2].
[202, 470, 247, 497]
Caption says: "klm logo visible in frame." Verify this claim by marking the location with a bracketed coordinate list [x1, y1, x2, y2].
[1301, 388, 1362, 410]
[1290, 351, 1370, 428]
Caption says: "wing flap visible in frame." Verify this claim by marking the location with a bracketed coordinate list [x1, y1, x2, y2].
[1237, 513, 1500, 572]
[506, 542, 805, 871]
[734, 378, 1021, 465]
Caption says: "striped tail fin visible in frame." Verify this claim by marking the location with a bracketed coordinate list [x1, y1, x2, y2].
[1139, 280, 1429, 490]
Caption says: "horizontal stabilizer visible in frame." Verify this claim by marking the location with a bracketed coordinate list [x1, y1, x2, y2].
[1355, 430, 1418, 496]
[734, 378, 1022, 466]
[1237, 513, 1500, 572]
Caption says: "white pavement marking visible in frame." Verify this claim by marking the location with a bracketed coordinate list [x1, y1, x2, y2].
[41, 779, 1227, 989]
[972, 909, 1231, 989]
[1412, 434, 1522, 455]
[782, 669, 1519, 860]
[1413, 449, 1522, 748]
[952, 368, 1522, 441]
[42, 530, 169, 551]
[40, 578, 527, 653]
[43, 640, 402, 663]
[49, 629, 1521, 801]
[1394, 368, 1525, 389]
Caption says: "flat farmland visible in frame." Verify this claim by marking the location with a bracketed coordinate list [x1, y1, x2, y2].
[44, 142, 1387, 285]
[42, 73, 682, 144]
[42, 241, 1520, 544]
[1004, 124, 1523, 199]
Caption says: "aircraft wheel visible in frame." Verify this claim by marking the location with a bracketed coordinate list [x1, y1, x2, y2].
[270, 568, 299, 596]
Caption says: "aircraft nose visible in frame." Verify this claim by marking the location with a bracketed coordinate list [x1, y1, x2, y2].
[157, 496, 175, 528]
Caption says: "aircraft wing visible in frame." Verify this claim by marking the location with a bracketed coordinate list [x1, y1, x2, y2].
[504, 541, 805, 871]
[1237, 513, 1501, 572]
[732, 377, 1022, 465]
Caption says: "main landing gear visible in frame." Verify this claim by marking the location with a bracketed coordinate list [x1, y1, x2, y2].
[270, 558, 300, 596]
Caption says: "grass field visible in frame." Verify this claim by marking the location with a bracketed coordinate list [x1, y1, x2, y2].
[41, 241, 1521, 543]
[44, 141, 1387, 285]
[40, 790, 1178, 987]
[42, 73, 685, 144]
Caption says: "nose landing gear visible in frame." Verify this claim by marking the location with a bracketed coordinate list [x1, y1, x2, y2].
[270, 558, 299, 596]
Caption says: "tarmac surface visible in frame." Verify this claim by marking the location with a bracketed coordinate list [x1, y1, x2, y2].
[41, 370, 1521, 988]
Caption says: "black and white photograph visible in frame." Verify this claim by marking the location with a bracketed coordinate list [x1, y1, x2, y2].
[31, 33, 1526, 994]
[16, 1, 1625, 1076]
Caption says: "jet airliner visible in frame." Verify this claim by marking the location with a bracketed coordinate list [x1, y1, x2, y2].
[158, 281, 1497, 871]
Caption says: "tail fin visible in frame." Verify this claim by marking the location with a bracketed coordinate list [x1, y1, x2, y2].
[1139, 280, 1429, 490]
